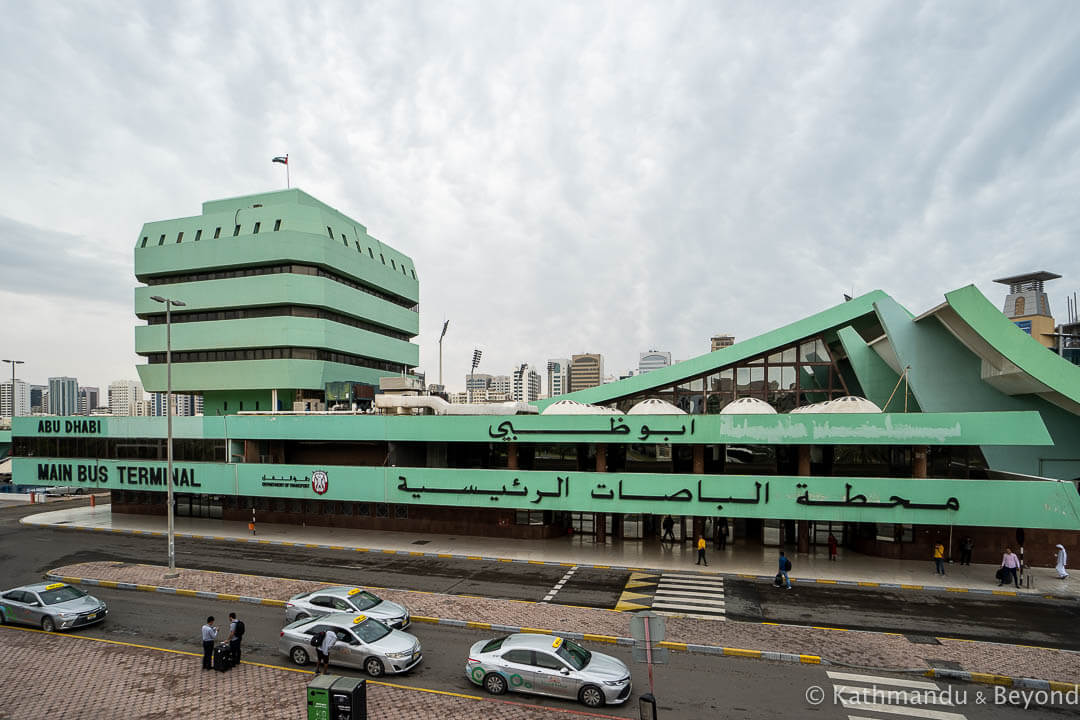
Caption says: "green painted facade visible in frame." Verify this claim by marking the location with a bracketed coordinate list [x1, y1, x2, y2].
[133, 189, 420, 405]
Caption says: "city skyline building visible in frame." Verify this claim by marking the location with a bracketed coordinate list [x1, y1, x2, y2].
[638, 350, 672, 375]
[1, 379, 30, 418]
[568, 353, 604, 393]
[711, 334, 735, 352]
[78, 386, 100, 416]
[47, 377, 79, 416]
[108, 379, 144, 416]
[546, 358, 570, 399]
[150, 392, 199, 417]
[512, 364, 542, 402]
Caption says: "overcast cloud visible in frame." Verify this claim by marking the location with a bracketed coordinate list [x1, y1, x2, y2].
[1, 1, 1078, 394]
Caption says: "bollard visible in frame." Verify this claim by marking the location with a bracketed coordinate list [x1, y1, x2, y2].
[90, 493, 96, 508]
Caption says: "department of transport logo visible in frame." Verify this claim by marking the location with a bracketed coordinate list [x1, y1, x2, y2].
[311, 470, 329, 495]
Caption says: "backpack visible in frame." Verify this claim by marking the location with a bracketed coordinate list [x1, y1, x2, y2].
[233, 620, 245, 639]
[310, 630, 325, 647]
[783, 557, 792, 572]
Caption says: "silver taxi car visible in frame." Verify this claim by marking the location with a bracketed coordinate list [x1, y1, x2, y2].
[285, 586, 410, 629]
[278, 612, 422, 677]
[466, 633, 632, 708]
[0, 582, 108, 632]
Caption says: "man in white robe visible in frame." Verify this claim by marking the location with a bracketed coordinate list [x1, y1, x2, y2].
[1056, 544, 1069, 579]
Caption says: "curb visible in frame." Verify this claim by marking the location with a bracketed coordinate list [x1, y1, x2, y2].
[34, 520, 1076, 602]
[925, 668, 1080, 694]
[44, 570, 822, 667]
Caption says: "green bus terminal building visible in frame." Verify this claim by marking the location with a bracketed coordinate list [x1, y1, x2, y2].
[11, 190, 1080, 567]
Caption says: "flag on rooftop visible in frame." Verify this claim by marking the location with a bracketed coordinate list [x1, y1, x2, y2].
[272, 155, 288, 165]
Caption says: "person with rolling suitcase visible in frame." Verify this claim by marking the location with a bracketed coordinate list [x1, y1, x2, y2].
[227, 612, 245, 665]
[214, 640, 233, 671]
[201, 617, 218, 670]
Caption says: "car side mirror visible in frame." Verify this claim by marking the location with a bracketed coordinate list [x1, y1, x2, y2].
[560, 668, 570, 675]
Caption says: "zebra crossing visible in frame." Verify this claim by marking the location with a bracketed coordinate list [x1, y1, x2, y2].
[650, 572, 726, 620]
[825, 670, 969, 720]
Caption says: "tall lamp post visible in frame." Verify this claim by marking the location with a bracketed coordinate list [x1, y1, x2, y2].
[469, 349, 482, 403]
[438, 320, 449, 387]
[150, 295, 185, 577]
[2, 359, 24, 417]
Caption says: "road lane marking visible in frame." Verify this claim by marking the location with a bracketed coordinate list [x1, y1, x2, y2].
[542, 565, 578, 603]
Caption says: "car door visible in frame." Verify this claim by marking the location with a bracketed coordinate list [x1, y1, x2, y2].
[532, 650, 577, 699]
[307, 596, 337, 618]
[498, 649, 538, 695]
[23, 592, 46, 626]
[1, 591, 30, 625]
[331, 629, 361, 670]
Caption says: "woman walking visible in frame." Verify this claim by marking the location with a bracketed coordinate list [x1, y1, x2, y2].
[1056, 544, 1069, 579]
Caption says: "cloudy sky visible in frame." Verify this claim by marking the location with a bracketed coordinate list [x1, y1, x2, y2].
[2, 1, 1078, 395]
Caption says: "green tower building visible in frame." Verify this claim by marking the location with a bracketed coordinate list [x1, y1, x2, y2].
[133, 189, 420, 414]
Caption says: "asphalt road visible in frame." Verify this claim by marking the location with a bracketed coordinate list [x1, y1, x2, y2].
[3, 500, 1080, 650]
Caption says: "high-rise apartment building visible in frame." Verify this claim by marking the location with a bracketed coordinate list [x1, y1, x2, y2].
[78, 387, 100, 416]
[569, 353, 604, 393]
[108, 380, 144, 416]
[30, 385, 46, 414]
[512, 364, 542, 402]
[638, 350, 671, 375]
[711, 334, 735, 351]
[1, 380, 30, 418]
[490, 375, 512, 397]
[546, 358, 569, 398]
[47, 377, 79, 416]
[150, 392, 198, 416]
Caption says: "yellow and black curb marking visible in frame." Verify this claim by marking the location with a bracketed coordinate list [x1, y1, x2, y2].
[38, 521, 1066, 600]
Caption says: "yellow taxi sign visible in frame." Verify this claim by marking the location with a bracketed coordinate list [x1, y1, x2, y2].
[352, 614, 368, 624]
[552, 637, 564, 650]
[44, 583, 65, 591]
[347, 588, 362, 596]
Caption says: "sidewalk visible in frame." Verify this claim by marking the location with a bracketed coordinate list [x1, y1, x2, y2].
[0, 624, 621, 720]
[24, 504, 1078, 598]
[47, 560, 1080, 689]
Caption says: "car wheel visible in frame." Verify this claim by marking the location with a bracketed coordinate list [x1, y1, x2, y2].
[291, 647, 310, 666]
[483, 672, 507, 695]
[294, 612, 309, 621]
[364, 657, 385, 677]
[41, 616, 56, 633]
[579, 685, 604, 708]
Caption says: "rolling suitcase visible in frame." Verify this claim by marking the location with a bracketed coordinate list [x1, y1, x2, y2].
[214, 642, 233, 671]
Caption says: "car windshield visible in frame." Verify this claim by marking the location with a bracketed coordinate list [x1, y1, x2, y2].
[351, 617, 391, 644]
[38, 586, 87, 605]
[555, 639, 591, 671]
[348, 591, 381, 611]
[481, 637, 506, 652]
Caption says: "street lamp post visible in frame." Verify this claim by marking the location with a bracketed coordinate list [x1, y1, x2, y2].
[469, 349, 482, 403]
[150, 295, 185, 577]
[438, 320, 449, 387]
[2, 359, 24, 418]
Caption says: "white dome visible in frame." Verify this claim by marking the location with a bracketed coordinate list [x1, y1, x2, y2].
[816, 395, 882, 413]
[626, 399, 687, 415]
[542, 400, 622, 415]
[719, 397, 777, 415]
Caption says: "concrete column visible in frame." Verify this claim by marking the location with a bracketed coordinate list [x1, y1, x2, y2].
[693, 444, 705, 474]
[507, 443, 518, 470]
[595, 445, 607, 473]
[594, 443, 607, 542]
[913, 446, 928, 478]
[693, 517, 705, 544]
[796, 445, 812, 553]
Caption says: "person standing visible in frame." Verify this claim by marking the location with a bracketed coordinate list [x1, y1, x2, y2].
[933, 542, 945, 575]
[662, 515, 675, 543]
[717, 518, 728, 551]
[227, 612, 245, 666]
[827, 533, 838, 561]
[778, 551, 792, 589]
[695, 535, 707, 566]
[960, 536, 974, 566]
[314, 628, 337, 675]
[201, 616, 218, 670]
[1000, 547, 1020, 587]
[1055, 544, 1069, 579]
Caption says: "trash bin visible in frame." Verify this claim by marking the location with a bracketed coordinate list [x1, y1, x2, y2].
[307, 675, 366, 720]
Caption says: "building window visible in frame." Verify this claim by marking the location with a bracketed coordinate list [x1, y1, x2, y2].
[402, 265, 407, 275]
[1015, 296, 1026, 316]
[390, 259, 396, 270]
[176, 231, 184, 243]
[158, 234, 166, 246]
[253, 222, 261, 234]
[411, 269, 416, 279]
[273, 219, 281, 231]
[341, 233, 348, 247]
[214, 227, 221, 239]
[394, 504, 408, 519]
[380, 253, 385, 264]
[233, 225, 241, 237]
[140, 237, 148, 248]
[368, 247, 374, 258]
[327, 226, 334, 239]
[194, 229, 202, 242]
[375, 503, 389, 518]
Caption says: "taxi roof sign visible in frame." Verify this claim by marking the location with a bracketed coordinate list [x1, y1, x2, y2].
[552, 637, 564, 649]
[347, 588, 362, 596]
[44, 583, 65, 591]
[352, 614, 368, 624]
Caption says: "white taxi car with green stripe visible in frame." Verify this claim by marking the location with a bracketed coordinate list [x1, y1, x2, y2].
[465, 633, 632, 708]
[0, 582, 108, 632]
[285, 585, 410, 629]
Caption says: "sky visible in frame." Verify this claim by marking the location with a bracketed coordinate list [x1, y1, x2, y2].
[1, 1, 1079, 395]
